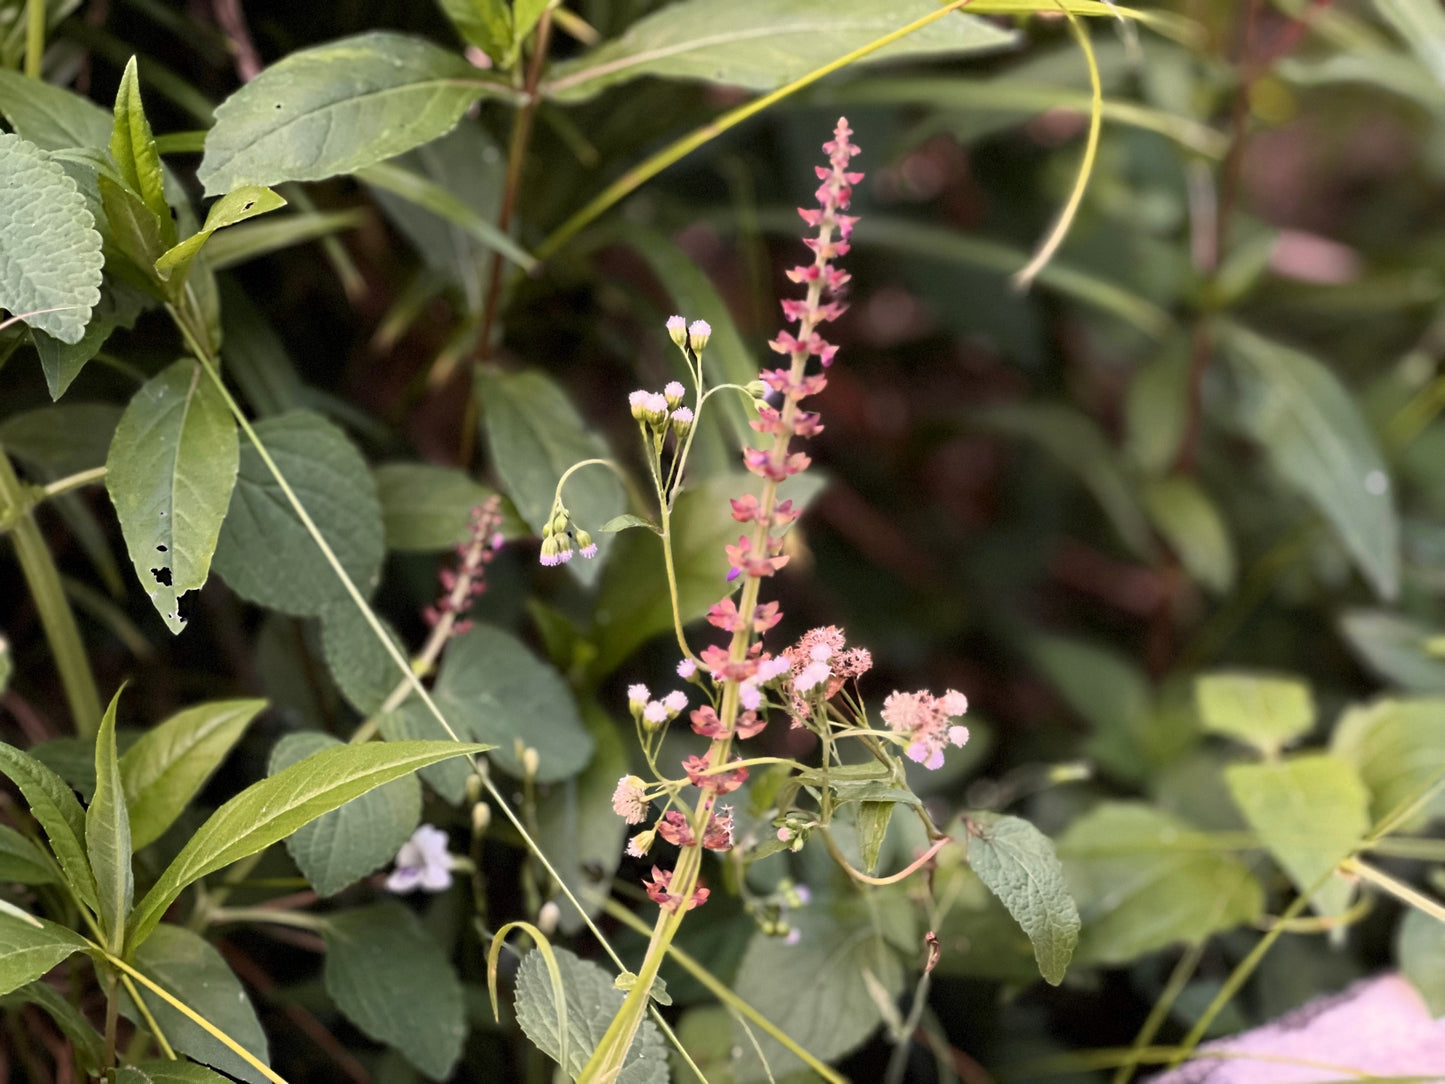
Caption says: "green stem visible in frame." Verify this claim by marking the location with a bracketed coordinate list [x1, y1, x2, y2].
[0, 451, 103, 736]
[102, 970, 120, 1070]
[41, 465, 107, 499]
[24, 0, 43, 78]
[207, 906, 333, 932]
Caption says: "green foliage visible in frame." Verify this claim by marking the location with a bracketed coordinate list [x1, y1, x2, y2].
[0, 744, 98, 911]
[373, 462, 507, 551]
[1332, 697, 1445, 829]
[1195, 670, 1315, 755]
[115, 1062, 234, 1083]
[85, 687, 132, 952]
[0, 910, 90, 996]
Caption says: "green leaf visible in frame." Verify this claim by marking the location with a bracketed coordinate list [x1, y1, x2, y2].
[1221, 323, 1400, 599]
[1376, 0, 1445, 91]
[1058, 802, 1263, 966]
[116, 1061, 234, 1083]
[512, 0, 550, 54]
[212, 411, 385, 616]
[543, 0, 1017, 102]
[110, 58, 172, 245]
[199, 31, 513, 195]
[373, 462, 511, 552]
[155, 186, 287, 280]
[435, 0, 511, 62]
[0, 910, 90, 996]
[1339, 610, 1445, 693]
[1029, 634, 1153, 782]
[1398, 907, 1445, 1016]
[597, 513, 657, 534]
[514, 946, 669, 1084]
[0, 132, 103, 343]
[1194, 671, 1314, 755]
[318, 600, 407, 715]
[0, 825, 55, 885]
[0, 640, 8, 699]
[0, 744, 98, 910]
[121, 925, 269, 1083]
[98, 173, 169, 294]
[475, 367, 624, 586]
[1143, 477, 1235, 593]
[1, 979, 103, 1075]
[0, 67, 112, 150]
[323, 902, 466, 1080]
[0, 403, 119, 479]
[1125, 342, 1191, 475]
[270, 731, 421, 897]
[86, 687, 132, 952]
[1332, 697, 1445, 831]
[963, 812, 1079, 986]
[119, 698, 266, 849]
[31, 314, 116, 399]
[377, 701, 472, 804]
[434, 624, 593, 783]
[128, 739, 488, 947]
[1225, 755, 1369, 916]
[856, 801, 895, 875]
[106, 358, 240, 634]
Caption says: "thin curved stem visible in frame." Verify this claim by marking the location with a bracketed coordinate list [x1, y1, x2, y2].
[821, 831, 951, 887]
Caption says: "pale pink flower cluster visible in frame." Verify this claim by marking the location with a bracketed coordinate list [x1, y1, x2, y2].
[611, 775, 650, 824]
[881, 689, 969, 770]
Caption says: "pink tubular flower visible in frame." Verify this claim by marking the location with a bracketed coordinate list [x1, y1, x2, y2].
[611, 775, 650, 823]
[881, 689, 969, 770]
[644, 866, 709, 912]
[423, 497, 503, 631]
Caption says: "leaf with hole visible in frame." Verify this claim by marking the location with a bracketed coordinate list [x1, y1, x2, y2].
[155, 186, 286, 281]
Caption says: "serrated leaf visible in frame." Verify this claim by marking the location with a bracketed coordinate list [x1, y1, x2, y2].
[1339, 610, 1445, 693]
[199, 31, 513, 195]
[514, 946, 669, 1084]
[1221, 323, 1400, 599]
[1225, 755, 1369, 916]
[270, 732, 420, 897]
[1195, 671, 1314, 755]
[598, 513, 656, 533]
[434, 624, 593, 783]
[373, 462, 511, 552]
[964, 811, 1079, 985]
[107, 358, 240, 634]
[1398, 907, 1445, 1015]
[0, 910, 90, 996]
[120, 925, 269, 1083]
[1332, 697, 1445, 831]
[1143, 476, 1235, 593]
[0, 825, 55, 885]
[128, 739, 488, 947]
[544, 0, 1016, 102]
[212, 411, 385, 616]
[116, 1061, 234, 1083]
[110, 58, 172, 244]
[86, 687, 132, 952]
[0, 132, 103, 343]
[475, 367, 624, 586]
[119, 699, 266, 849]
[155, 186, 286, 280]
[0, 67, 112, 150]
[323, 902, 466, 1080]
[1, 979, 103, 1075]
[0, 744, 98, 910]
[1058, 802, 1263, 966]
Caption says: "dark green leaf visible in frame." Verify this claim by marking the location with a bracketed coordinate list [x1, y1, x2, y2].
[318, 600, 407, 716]
[0, 403, 120, 479]
[0, 67, 112, 150]
[373, 462, 514, 552]
[0, 979, 102, 1074]
[0, 744, 98, 911]
[0, 825, 57, 885]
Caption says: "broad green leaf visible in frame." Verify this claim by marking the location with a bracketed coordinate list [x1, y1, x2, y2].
[107, 358, 240, 634]
[0, 910, 90, 996]
[1, 979, 103, 1075]
[128, 739, 488, 947]
[1195, 671, 1314, 755]
[0, 132, 103, 343]
[377, 700, 472, 803]
[0, 67, 112, 150]
[1221, 323, 1399, 599]
[964, 812, 1079, 985]
[155, 186, 287, 280]
[119, 699, 266, 849]
[1332, 697, 1445, 830]
[0, 744, 99, 910]
[0, 825, 58, 885]
[598, 513, 657, 534]
[543, 0, 1017, 102]
[1029, 634, 1153, 782]
[1398, 908, 1445, 1016]
[373, 462, 515, 552]
[270, 732, 420, 897]
[1339, 610, 1445, 693]
[116, 1062, 234, 1083]
[323, 902, 466, 1080]
[110, 58, 172, 245]
[435, 0, 511, 62]
[0, 404, 119, 478]
[434, 624, 593, 783]
[121, 925, 269, 1083]
[86, 688, 132, 952]
[212, 411, 385, 616]
[514, 946, 669, 1084]
[729, 899, 906, 1082]
[1143, 477, 1235, 593]
[1058, 802, 1263, 966]
[1225, 755, 1369, 916]
[318, 600, 407, 715]
[199, 31, 514, 195]
[475, 367, 624, 586]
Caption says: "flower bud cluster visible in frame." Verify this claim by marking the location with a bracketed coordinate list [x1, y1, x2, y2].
[539, 503, 596, 567]
[629, 382, 694, 440]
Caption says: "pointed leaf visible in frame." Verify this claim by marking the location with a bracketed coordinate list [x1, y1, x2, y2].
[1194, 670, 1314, 755]
[435, 0, 510, 60]
[120, 699, 266, 849]
[98, 173, 168, 293]
[155, 186, 287, 280]
[323, 902, 466, 1080]
[373, 462, 513, 552]
[1339, 610, 1445, 693]
[964, 811, 1079, 985]
[128, 739, 488, 947]
[1143, 476, 1236, 593]
[199, 32, 516, 195]
[110, 58, 172, 243]
[31, 313, 117, 400]
[106, 358, 240, 634]
[0, 910, 90, 996]
[0, 744, 98, 910]
[0, 825, 57, 885]
[86, 688, 132, 952]
[0, 132, 103, 343]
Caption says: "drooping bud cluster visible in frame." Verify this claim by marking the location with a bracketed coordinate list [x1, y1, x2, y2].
[539, 503, 596, 566]
[424, 497, 504, 633]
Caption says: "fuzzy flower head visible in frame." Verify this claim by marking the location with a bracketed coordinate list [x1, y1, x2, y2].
[612, 775, 650, 823]
[666, 315, 688, 348]
[386, 824, 453, 894]
[664, 380, 686, 406]
[688, 319, 711, 354]
[881, 689, 969, 770]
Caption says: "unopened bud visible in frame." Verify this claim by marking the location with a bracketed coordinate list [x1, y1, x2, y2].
[745, 380, 768, 401]
[471, 802, 492, 834]
[537, 901, 560, 935]
[522, 746, 541, 779]
[664, 381, 686, 408]
[550, 509, 570, 535]
[688, 319, 712, 354]
[465, 773, 485, 804]
[666, 315, 688, 348]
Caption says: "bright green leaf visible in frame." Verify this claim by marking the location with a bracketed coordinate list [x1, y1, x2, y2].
[128, 739, 488, 947]
[1143, 476, 1236, 594]
[435, 0, 511, 62]
[434, 624, 593, 783]
[98, 173, 169, 293]
[85, 687, 132, 952]
[1332, 697, 1445, 831]
[199, 32, 514, 195]
[597, 513, 657, 534]
[373, 462, 515, 552]
[0, 744, 98, 910]
[270, 731, 421, 897]
[106, 358, 240, 634]
[119, 698, 266, 849]
[0, 132, 103, 343]
[1339, 610, 1445, 693]
[155, 186, 287, 280]
[110, 58, 172, 244]
[1195, 671, 1314, 755]
[323, 902, 466, 1080]
[0, 910, 90, 996]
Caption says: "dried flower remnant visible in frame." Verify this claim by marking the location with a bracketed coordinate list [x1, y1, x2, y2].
[386, 824, 454, 894]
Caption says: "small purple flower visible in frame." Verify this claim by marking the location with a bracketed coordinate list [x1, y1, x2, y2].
[386, 825, 453, 894]
[665, 380, 686, 401]
[579, 543, 598, 559]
